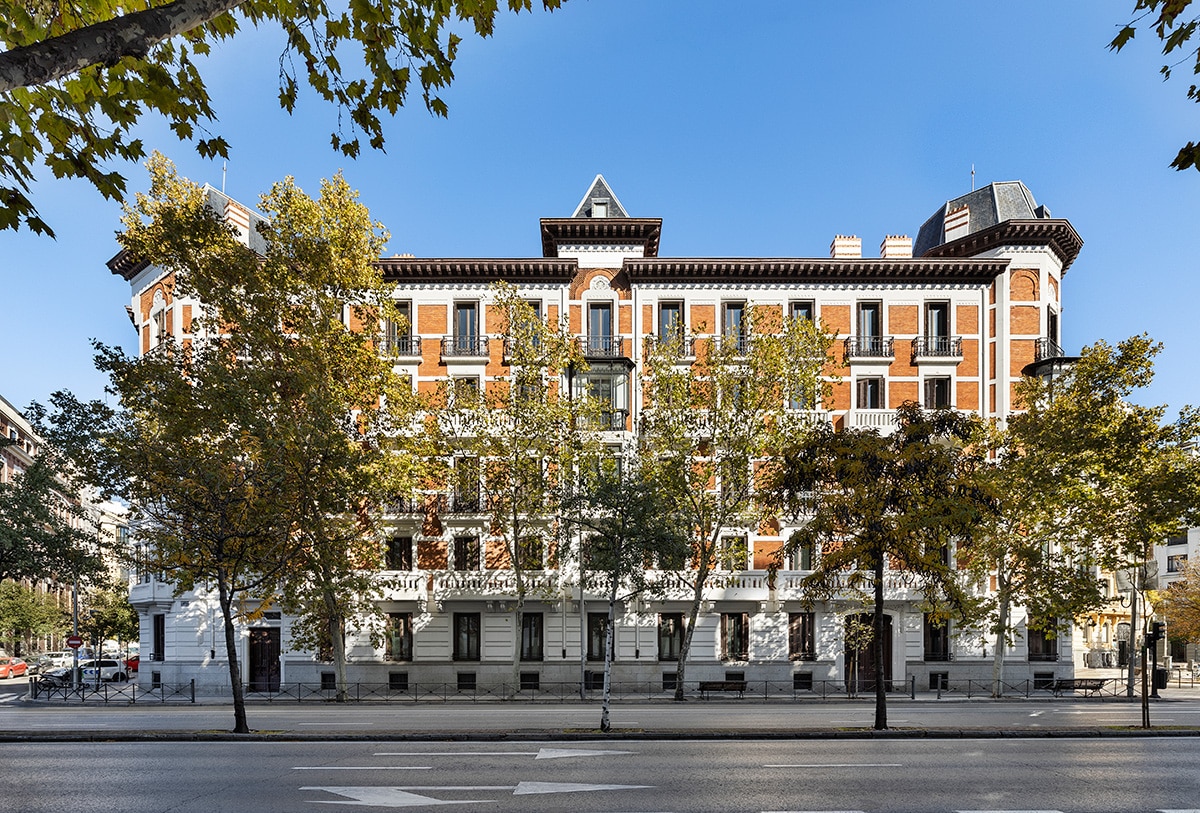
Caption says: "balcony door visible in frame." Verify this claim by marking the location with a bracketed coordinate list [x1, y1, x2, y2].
[845, 613, 892, 692]
[454, 302, 479, 354]
[588, 302, 613, 354]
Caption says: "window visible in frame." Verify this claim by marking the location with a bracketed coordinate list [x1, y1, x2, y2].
[581, 367, 628, 431]
[659, 301, 684, 342]
[453, 301, 479, 353]
[858, 302, 882, 337]
[720, 612, 749, 661]
[788, 612, 816, 661]
[1167, 534, 1188, 546]
[451, 376, 480, 405]
[587, 613, 611, 661]
[925, 302, 950, 339]
[453, 535, 480, 571]
[1027, 622, 1058, 662]
[385, 536, 413, 571]
[153, 308, 169, 344]
[793, 541, 814, 571]
[723, 302, 746, 353]
[1047, 307, 1059, 343]
[520, 613, 544, 661]
[924, 377, 951, 409]
[789, 300, 815, 321]
[384, 301, 413, 355]
[924, 614, 950, 661]
[856, 377, 884, 409]
[718, 534, 748, 570]
[588, 302, 613, 354]
[453, 457, 480, 512]
[1168, 554, 1188, 573]
[386, 613, 413, 661]
[592, 200, 608, 218]
[152, 614, 166, 661]
[658, 613, 684, 661]
[452, 613, 481, 661]
[517, 536, 544, 569]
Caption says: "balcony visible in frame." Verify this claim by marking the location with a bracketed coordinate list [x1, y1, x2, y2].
[382, 334, 422, 358]
[578, 335, 629, 359]
[848, 409, 899, 432]
[1034, 336, 1065, 361]
[911, 335, 962, 362]
[440, 491, 486, 514]
[644, 334, 696, 361]
[441, 335, 489, 360]
[844, 335, 894, 362]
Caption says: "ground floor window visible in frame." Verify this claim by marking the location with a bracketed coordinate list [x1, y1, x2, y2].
[587, 613, 611, 661]
[924, 613, 949, 661]
[1027, 621, 1058, 662]
[721, 612, 749, 661]
[520, 612, 543, 661]
[453, 613, 481, 661]
[658, 613, 684, 661]
[788, 612, 815, 661]
[386, 612, 413, 661]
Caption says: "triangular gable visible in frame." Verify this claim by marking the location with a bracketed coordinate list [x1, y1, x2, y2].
[570, 174, 629, 218]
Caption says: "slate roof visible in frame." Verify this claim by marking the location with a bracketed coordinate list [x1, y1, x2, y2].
[915, 181, 1045, 257]
[570, 174, 629, 218]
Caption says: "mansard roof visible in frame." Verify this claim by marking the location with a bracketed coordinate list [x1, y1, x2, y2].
[539, 174, 662, 258]
[913, 180, 1082, 271]
[571, 174, 629, 218]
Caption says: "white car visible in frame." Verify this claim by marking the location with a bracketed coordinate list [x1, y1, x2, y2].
[80, 658, 129, 682]
[39, 650, 94, 669]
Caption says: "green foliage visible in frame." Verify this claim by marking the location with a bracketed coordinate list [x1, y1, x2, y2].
[1111, 1, 1200, 170]
[1159, 559, 1200, 643]
[0, 437, 107, 584]
[0, 0, 566, 236]
[766, 403, 997, 728]
[0, 581, 67, 655]
[79, 586, 139, 645]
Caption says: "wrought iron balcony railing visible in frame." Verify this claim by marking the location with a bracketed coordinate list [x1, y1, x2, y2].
[576, 409, 629, 432]
[578, 336, 628, 359]
[441, 335, 489, 358]
[844, 335, 895, 360]
[644, 334, 696, 359]
[911, 335, 962, 360]
[382, 334, 422, 357]
[1034, 336, 1065, 362]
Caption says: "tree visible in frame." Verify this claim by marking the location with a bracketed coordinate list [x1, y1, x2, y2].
[0, 438, 107, 585]
[1110, 1, 1200, 170]
[765, 404, 997, 730]
[1159, 559, 1200, 647]
[0, 581, 66, 656]
[79, 585, 139, 652]
[437, 283, 588, 685]
[0, 0, 566, 236]
[640, 305, 831, 701]
[563, 456, 690, 731]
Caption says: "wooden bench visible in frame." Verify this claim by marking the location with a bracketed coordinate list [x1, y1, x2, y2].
[698, 680, 748, 699]
[1050, 678, 1108, 697]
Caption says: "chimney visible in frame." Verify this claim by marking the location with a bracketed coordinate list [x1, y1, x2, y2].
[830, 234, 862, 259]
[943, 204, 970, 243]
[879, 234, 912, 258]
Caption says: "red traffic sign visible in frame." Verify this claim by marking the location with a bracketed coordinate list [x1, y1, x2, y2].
[66, 635, 84, 649]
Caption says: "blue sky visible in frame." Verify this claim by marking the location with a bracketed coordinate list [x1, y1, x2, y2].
[4, 1, 1198, 418]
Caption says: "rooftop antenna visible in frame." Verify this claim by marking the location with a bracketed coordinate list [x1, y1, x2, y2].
[222, 161, 227, 194]
[971, 164, 975, 191]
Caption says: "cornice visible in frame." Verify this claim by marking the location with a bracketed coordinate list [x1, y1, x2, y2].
[920, 219, 1083, 273]
[378, 258, 579, 284]
[107, 248, 150, 280]
[540, 218, 663, 258]
[622, 258, 1011, 285]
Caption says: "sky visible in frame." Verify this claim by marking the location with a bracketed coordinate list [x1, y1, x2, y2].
[4, 1, 1199, 419]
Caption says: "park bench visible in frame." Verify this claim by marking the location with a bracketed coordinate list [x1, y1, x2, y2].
[1050, 677, 1108, 697]
[698, 679, 748, 699]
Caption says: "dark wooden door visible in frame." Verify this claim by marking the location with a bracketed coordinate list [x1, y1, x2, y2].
[248, 628, 281, 691]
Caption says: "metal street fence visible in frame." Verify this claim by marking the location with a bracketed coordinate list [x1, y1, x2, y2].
[29, 677, 195, 703]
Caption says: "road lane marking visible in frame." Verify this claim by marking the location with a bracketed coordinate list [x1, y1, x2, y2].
[764, 763, 901, 768]
[375, 748, 633, 760]
[294, 766, 432, 770]
[301, 782, 653, 807]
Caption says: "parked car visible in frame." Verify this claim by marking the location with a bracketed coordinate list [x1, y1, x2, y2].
[38, 649, 93, 669]
[79, 659, 128, 682]
[124, 655, 139, 674]
[0, 657, 28, 678]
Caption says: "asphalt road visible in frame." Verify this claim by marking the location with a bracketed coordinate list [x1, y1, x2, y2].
[3, 737, 1199, 812]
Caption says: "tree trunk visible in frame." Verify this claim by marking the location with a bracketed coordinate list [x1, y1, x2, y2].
[0, 0, 248, 92]
[873, 553, 887, 730]
[991, 563, 1011, 698]
[215, 570, 249, 734]
[673, 569, 707, 702]
[600, 580, 617, 732]
[323, 588, 348, 702]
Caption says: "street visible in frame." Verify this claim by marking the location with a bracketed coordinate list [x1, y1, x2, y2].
[3, 738, 1200, 812]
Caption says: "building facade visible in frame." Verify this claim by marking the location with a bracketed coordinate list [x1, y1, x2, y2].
[111, 176, 1085, 693]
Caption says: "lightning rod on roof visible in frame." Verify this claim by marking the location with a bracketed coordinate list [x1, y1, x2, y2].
[222, 161, 227, 194]
[971, 164, 975, 191]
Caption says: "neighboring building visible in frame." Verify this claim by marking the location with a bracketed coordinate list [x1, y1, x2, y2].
[1155, 529, 1200, 667]
[109, 176, 1085, 693]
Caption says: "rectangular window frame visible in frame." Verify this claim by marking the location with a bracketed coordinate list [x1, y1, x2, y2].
[587, 613, 611, 662]
[386, 612, 413, 661]
[788, 612, 816, 661]
[720, 612, 750, 661]
[520, 612, 544, 662]
[452, 612, 481, 661]
[657, 613, 684, 662]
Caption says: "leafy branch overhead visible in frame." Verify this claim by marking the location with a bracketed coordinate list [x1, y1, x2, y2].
[0, 0, 565, 236]
[1111, 0, 1200, 171]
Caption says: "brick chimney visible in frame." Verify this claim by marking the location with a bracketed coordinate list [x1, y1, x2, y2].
[879, 234, 912, 258]
[830, 235, 862, 259]
[944, 205, 970, 243]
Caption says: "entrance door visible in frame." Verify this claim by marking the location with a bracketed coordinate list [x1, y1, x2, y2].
[248, 628, 281, 691]
[845, 613, 893, 692]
